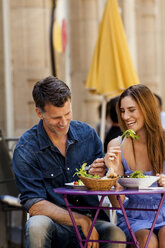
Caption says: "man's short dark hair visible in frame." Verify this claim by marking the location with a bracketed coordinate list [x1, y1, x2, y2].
[32, 76, 71, 112]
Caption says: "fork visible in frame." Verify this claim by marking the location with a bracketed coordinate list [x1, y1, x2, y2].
[84, 165, 91, 170]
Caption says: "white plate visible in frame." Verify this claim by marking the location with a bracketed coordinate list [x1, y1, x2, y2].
[139, 187, 165, 190]
[65, 182, 87, 189]
[118, 176, 160, 189]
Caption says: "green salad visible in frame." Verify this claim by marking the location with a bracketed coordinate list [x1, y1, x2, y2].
[73, 163, 100, 178]
[122, 129, 139, 141]
[73, 179, 84, 186]
[129, 170, 145, 178]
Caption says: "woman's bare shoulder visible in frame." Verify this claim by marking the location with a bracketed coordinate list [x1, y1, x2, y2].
[107, 136, 121, 148]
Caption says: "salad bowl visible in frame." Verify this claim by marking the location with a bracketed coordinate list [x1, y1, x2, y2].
[118, 176, 160, 189]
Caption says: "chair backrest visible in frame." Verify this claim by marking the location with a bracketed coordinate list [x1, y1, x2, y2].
[0, 130, 19, 196]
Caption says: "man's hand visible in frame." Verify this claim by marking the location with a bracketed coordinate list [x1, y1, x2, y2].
[88, 158, 106, 177]
[29, 200, 99, 247]
[79, 215, 99, 248]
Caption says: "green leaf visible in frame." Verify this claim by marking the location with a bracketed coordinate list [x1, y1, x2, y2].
[122, 129, 140, 141]
[129, 170, 145, 178]
[73, 162, 100, 178]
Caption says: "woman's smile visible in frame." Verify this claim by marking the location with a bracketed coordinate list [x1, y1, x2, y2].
[120, 96, 145, 132]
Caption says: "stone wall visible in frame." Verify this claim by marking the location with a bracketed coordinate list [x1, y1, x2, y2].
[0, 0, 165, 137]
[0, 1, 6, 134]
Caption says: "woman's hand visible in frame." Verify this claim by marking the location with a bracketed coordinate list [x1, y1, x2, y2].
[89, 158, 106, 177]
[156, 173, 165, 187]
[104, 146, 121, 173]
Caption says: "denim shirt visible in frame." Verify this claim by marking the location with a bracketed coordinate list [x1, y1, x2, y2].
[13, 120, 109, 221]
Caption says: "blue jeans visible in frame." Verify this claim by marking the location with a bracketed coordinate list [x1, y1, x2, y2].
[25, 215, 126, 248]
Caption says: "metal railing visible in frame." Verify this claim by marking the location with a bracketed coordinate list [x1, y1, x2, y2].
[4, 137, 19, 158]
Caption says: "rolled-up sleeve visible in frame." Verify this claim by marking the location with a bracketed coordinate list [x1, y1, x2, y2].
[24, 198, 44, 211]
[13, 146, 47, 206]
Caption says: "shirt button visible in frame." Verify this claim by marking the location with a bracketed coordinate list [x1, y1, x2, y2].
[76, 199, 79, 203]
[67, 168, 70, 171]
[51, 174, 54, 176]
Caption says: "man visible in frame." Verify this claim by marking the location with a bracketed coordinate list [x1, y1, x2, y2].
[104, 96, 122, 153]
[13, 76, 126, 248]
[154, 93, 165, 129]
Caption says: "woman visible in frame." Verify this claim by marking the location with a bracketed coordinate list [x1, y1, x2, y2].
[104, 84, 165, 248]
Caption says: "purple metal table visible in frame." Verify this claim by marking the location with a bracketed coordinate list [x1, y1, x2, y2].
[54, 187, 165, 248]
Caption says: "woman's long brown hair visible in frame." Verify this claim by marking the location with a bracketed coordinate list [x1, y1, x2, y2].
[116, 84, 165, 174]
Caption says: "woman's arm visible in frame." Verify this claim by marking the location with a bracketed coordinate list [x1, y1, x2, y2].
[104, 138, 124, 176]
[104, 138, 126, 207]
[156, 173, 165, 187]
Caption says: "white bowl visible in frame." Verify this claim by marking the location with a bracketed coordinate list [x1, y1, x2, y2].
[118, 176, 160, 189]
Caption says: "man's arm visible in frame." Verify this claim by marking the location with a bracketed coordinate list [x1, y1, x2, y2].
[89, 158, 107, 177]
[29, 200, 99, 248]
[88, 127, 107, 177]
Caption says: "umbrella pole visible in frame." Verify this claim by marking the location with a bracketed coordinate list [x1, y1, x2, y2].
[100, 96, 107, 144]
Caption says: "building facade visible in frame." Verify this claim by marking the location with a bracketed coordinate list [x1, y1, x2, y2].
[0, 0, 165, 138]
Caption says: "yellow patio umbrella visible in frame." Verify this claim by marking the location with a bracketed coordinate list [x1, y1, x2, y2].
[86, 0, 139, 142]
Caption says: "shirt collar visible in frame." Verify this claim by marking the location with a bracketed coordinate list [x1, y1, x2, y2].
[37, 120, 52, 150]
[68, 121, 79, 141]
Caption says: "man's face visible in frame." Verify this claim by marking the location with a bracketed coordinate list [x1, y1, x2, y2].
[36, 99, 72, 138]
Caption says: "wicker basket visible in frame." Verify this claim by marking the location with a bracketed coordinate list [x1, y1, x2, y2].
[79, 176, 119, 191]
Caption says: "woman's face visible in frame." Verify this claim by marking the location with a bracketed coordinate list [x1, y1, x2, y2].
[120, 96, 145, 133]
